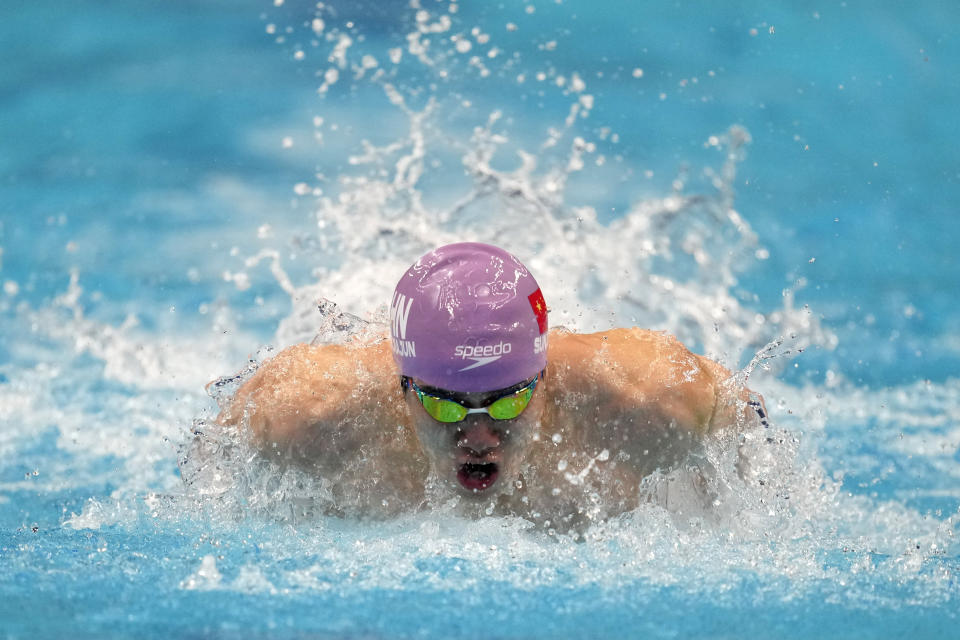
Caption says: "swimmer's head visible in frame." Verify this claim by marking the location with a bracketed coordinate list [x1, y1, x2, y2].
[389, 242, 548, 393]
[391, 242, 549, 496]
[401, 373, 546, 497]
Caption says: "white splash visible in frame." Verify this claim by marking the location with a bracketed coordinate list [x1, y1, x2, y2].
[1, 0, 953, 617]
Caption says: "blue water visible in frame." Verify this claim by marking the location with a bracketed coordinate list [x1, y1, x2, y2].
[2, 1, 958, 638]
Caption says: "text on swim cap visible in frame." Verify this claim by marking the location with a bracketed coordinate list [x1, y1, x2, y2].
[392, 339, 416, 357]
[454, 342, 512, 358]
[391, 292, 414, 340]
[533, 334, 548, 354]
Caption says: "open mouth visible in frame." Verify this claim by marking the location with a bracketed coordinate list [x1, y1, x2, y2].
[457, 462, 499, 492]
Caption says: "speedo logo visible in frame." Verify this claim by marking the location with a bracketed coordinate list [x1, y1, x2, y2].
[455, 342, 513, 359]
[454, 341, 512, 371]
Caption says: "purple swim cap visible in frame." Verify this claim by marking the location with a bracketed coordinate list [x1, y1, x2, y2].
[390, 242, 549, 393]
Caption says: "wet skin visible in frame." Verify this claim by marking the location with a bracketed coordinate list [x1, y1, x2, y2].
[208, 327, 764, 519]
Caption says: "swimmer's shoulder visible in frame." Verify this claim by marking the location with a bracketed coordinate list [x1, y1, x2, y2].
[546, 326, 720, 434]
[546, 326, 701, 376]
[587, 327, 763, 433]
[231, 337, 390, 399]
[220, 335, 401, 446]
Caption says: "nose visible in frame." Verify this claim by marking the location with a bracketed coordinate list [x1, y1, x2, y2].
[457, 420, 501, 456]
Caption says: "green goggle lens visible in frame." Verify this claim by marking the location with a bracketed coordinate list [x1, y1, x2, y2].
[410, 376, 538, 423]
[486, 387, 535, 419]
[420, 395, 469, 422]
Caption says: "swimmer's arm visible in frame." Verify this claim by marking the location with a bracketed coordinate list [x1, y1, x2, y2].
[545, 328, 718, 477]
[693, 355, 768, 433]
[216, 339, 407, 461]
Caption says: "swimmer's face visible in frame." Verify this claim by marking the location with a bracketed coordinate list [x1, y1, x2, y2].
[403, 374, 545, 497]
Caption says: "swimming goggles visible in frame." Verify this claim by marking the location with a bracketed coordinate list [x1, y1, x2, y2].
[403, 372, 542, 423]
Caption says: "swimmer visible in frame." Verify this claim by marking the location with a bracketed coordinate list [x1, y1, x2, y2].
[210, 242, 766, 525]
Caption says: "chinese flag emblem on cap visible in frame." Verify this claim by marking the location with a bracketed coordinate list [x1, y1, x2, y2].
[527, 288, 548, 334]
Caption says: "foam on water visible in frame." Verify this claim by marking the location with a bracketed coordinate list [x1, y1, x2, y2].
[2, 0, 958, 635]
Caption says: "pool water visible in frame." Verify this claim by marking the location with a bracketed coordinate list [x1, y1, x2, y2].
[1, 1, 958, 638]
